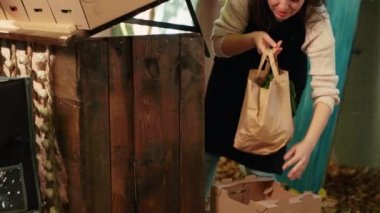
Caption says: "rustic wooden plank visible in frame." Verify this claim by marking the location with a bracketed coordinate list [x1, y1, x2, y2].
[54, 98, 81, 162]
[133, 35, 180, 213]
[55, 98, 85, 213]
[53, 45, 80, 101]
[53, 45, 84, 213]
[179, 34, 205, 213]
[108, 37, 136, 213]
[63, 160, 86, 213]
[77, 40, 111, 213]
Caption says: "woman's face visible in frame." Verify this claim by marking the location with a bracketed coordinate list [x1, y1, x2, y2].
[268, 0, 305, 21]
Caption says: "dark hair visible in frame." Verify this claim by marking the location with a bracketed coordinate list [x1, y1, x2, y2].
[248, 0, 326, 31]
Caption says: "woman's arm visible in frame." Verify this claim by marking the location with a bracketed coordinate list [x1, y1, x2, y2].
[211, 0, 281, 57]
[282, 102, 331, 180]
[222, 32, 281, 56]
[283, 8, 340, 180]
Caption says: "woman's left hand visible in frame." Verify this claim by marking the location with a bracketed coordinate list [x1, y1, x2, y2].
[282, 103, 332, 180]
[282, 141, 315, 180]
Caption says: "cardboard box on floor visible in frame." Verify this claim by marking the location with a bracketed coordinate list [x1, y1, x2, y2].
[210, 176, 321, 213]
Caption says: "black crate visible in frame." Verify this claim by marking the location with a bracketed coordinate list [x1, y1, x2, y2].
[0, 77, 42, 212]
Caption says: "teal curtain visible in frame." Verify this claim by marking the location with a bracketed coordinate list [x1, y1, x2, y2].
[276, 0, 362, 192]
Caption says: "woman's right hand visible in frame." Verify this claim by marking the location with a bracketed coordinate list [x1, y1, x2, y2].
[250, 31, 283, 56]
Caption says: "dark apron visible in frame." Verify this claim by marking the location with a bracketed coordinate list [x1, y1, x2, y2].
[205, 14, 307, 174]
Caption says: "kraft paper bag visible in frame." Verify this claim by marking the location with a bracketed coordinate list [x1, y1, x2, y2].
[234, 49, 294, 155]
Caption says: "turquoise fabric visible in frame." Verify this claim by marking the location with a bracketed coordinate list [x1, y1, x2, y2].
[276, 0, 362, 192]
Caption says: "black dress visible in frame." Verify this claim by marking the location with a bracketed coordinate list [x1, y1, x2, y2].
[205, 14, 308, 174]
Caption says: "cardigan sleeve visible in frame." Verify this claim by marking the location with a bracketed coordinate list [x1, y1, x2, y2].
[302, 6, 340, 112]
[211, 3, 340, 111]
[211, 0, 250, 57]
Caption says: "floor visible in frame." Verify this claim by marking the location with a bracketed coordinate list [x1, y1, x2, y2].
[208, 157, 380, 213]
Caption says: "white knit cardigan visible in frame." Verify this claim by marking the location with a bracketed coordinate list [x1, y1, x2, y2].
[211, 0, 340, 111]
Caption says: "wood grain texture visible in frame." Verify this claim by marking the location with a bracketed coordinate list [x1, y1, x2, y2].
[52, 34, 205, 213]
[53, 47, 84, 212]
[179, 35, 205, 213]
[133, 35, 181, 213]
[77, 40, 112, 213]
[52, 45, 80, 101]
[108, 37, 136, 213]
[63, 160, 86, 213]
[54, 98, 81, 162]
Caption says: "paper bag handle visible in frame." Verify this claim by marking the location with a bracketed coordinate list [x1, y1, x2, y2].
[256, 48, 281, 79]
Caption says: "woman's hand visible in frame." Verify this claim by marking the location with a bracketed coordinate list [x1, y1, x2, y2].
[220, 31, 283, 57]
[282, 103, 332, 180]
[250, 31, 283, 56]
[282, 140, 315, 180]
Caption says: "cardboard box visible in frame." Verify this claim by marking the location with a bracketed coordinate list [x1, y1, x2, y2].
[0, 0, 29, 22]
[47, 0, 161, 30]
[79, 0, 157, 30]
[211, 176, 321, 213]
[0, 5, 6, 20]
[47, 0, 89, 29]
[0, 0, 167, 43]
[22, 0, 56, 24]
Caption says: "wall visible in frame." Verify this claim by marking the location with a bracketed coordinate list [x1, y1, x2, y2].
[332, 0, 380, 167]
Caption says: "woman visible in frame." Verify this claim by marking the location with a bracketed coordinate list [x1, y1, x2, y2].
[205, 0, 340, 195]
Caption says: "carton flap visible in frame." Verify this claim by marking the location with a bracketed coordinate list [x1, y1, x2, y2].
[211, 176, 321, 213]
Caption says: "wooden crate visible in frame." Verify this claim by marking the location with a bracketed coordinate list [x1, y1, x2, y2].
[53, 34, 205, 213]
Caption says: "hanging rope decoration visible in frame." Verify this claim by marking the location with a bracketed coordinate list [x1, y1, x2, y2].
[18, 46, 33, 76]
[4, 44, 18, 77]
[4, 43, 68, 213]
